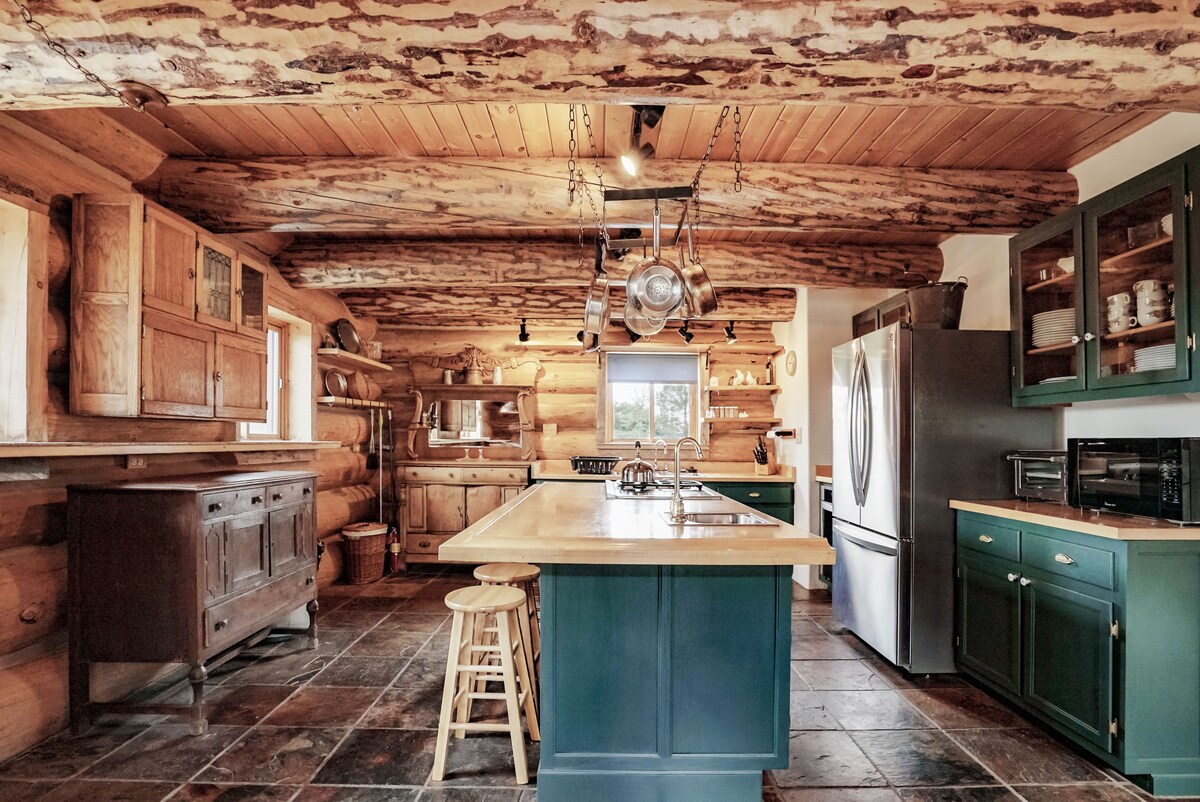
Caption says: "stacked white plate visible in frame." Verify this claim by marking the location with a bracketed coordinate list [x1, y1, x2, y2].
[1133, 343, 1175, 373]
[1031, 309, 1076, 348]
[1039, 375, 1077, 385]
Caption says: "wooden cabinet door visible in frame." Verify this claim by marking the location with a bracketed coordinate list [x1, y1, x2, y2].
[236, 256, 268, 337]
[465, 485, 503, 526]
[142, 205, 197, 320]
[405, 485, 427, 533]
[268, 505, 306, 577]
[196, 235, 237, 332]
[141, 308, 215, 418]
[957, 553, 1023, 695]
[215, 332, 267, 421]
[501, 485, 522, 504]
[425, 484, 466, 533]
[225, 512, 270, 594]
[204, 522, 225, 602]
[1022, 578, 1115, 752]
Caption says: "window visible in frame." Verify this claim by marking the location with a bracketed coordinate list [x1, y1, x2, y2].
[603, 351, 700, 444]
[247, 321, 288, 439]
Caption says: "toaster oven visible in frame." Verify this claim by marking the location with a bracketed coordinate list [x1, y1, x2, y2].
[1007, 450, 1068, 503]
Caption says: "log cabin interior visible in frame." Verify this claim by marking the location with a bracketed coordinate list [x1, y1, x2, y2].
[2, 3, 1200, 801]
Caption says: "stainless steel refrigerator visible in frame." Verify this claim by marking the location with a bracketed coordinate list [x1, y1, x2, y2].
[831, 323, 1055, 674]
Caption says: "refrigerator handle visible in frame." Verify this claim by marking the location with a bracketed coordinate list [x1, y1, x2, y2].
[860, 346, 873, 500]
[847, 348, 860, 505]
[850, 347, 866, 506]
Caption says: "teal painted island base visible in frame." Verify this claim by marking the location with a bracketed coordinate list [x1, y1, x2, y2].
[536, 564, 792, 802]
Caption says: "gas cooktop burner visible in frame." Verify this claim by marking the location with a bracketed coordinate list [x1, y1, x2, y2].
[605, 480, 717, 500]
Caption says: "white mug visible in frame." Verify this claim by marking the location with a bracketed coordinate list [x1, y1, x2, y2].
[1134, 280, 1166, 296]
[1107, 315, 1137, 333]
[1138, 307, 1169, 326]
[1107, 292, 1133, 306]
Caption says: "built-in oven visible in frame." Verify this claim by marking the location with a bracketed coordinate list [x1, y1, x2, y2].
[1068, 438, 1200, 523]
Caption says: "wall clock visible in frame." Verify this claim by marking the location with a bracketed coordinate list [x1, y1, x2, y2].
[785, 350, 797, 376]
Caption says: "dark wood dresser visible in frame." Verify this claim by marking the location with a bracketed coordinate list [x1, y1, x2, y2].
[67, 470, 319, 734]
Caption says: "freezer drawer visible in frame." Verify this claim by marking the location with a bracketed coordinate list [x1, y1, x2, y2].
[831, 520, 900, 665]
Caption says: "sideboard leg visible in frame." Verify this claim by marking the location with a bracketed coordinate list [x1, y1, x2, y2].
[306, 598, 320, 650]
[188, 664, 208, 736]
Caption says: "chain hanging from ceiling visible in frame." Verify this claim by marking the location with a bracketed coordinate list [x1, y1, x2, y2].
[10, 0, 168, 112]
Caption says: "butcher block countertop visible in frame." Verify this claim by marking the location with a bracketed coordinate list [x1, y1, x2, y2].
[532, 460, 796, 483]
[950, 499, 1200, 541]
[440, 481, 834, 566]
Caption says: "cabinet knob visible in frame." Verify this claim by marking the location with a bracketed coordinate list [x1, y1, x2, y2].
[1083, 333, 1096, 342]
[305, 576, 315, 586]
[749, 492, 761, 498]
[251, 496, 263, 504]
[1070, 335, 1082, 345]
[209, 502, 223, 512]
[1054, 552, 1075, 565]
[188, 268, 196, 279]
[272, 493, 284, 501]
[302, 487, 312, 495]
[1019, 577, 1033, 586]
[214, 619, 228, 631]
[978, 534, 994, 544]
[419, 540, 431, 548]
[1007, 572, 1020, 582]
[214, 370, 223, 381]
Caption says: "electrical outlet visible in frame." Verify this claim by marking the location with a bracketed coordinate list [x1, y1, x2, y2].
[126, 455, 147, 469]
[543, 423, 558, 436]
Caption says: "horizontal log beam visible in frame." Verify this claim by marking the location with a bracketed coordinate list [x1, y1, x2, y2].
[142, 157, 1076, 235]
[278, 240, 940, 289]
[1, 2, 1198, 111]
[338, 286, 798, 324]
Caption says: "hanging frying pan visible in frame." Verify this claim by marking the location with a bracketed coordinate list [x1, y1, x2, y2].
[679, 222, 718, 317]
[627, 256, 685, 318]
[623, 296, 666, 337]
[581, 239, 609, 353]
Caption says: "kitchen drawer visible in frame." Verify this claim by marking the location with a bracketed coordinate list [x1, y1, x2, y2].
[713, 483, 792, 506]
[267, 479, 313, 507]
[1023, 532, 1115, 591]
[407, 533, 453, 555]
[200, 487, 268, 520]
[461, 466, 528, 485]
[957, 516, 1021, 562]
[203, 568, 315, 652]
[404, 466, 462, 483]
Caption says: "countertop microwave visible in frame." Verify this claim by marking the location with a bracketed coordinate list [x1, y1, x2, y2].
[1068, 437, 1200, 524]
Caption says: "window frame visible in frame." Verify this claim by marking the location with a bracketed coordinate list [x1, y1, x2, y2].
[596, 348, 706, 450]
[245, 320, 289, 440]
[239, 307, 313, 442]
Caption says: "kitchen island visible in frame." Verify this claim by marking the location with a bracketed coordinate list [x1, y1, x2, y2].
[440, 481, 835, 802]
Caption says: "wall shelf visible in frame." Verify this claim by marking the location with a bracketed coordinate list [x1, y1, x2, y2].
[1026, 341, 1076, 356]
[409, 384, 533, 394]
[316, 396, 390, 409]
[705, 417, 782, 428]
[705, 385, 779, 394]
[1101, 319, 1175, 342]
[316, 348, 393, 372]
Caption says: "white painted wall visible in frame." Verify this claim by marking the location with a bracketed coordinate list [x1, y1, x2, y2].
[938, 112, 1200, 444]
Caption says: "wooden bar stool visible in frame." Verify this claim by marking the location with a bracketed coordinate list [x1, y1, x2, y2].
[433, 585, 540, 785]
[474, 563, 541, 691]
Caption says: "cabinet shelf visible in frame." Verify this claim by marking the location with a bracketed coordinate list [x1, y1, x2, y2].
[1099, 235, 1173, 270]
[317, 396, 389, 410]
[705, 385, 780, 394]
[1026, 273, 1075, 293]
[1027, 340, 1077, 356]
[409, 384, 533, 394]
[1101, 319, 1176, 343]
[705, 417, 781, 427]
[316, 348, 393, 372]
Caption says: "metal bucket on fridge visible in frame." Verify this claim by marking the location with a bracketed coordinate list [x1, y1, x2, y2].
[905, 277, 968, 329]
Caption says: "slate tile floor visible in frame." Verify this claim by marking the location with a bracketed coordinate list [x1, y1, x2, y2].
[0, 571, 1189, 801]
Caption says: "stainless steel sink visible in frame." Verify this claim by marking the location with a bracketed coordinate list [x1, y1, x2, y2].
[662, 511, 777, 526]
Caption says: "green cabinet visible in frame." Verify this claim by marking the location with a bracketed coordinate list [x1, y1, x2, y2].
[1011, 149, 1199, 406]
[703, 481, 794, 524]
[955, 511, 1200, 796]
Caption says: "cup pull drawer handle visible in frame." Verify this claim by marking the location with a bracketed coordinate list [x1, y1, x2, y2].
[272, 493, 284, 501]
[418, 540, 431, 548]
[1054, 553, 1075, 565]
[978, 534, 994, 543]
[209, 502, 223, 512]
[214, 619, 228, 631]
[302, 487, 312, 495]
[749, 492, 761, 498]
[251, 496, 263, 504]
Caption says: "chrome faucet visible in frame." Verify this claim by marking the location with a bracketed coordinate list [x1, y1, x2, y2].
[669, 437, 703, 523]
[651, 439, 668, 474]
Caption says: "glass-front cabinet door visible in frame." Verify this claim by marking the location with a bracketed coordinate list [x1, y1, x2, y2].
[1011, 213, 1086, 399]
[1083, 163, 1190, 390]
[237, 257, 267, 337]
[196, 235, 237, 331]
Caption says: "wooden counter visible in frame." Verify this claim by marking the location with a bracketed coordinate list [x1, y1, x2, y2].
[439, 481, 834, 566]
[949, 499, 1200, 541]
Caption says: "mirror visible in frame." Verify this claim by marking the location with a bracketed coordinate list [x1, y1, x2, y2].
[427, 399, 523, 448]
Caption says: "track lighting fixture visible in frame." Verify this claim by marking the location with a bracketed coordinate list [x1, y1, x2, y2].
[625, 326, 642, 344]
[678, 320, 694, 344]
[576, 330, 585, 343]
[517, 318, 530, 344]
[620, 106, 664, 177]
[724, 321, 737, 345]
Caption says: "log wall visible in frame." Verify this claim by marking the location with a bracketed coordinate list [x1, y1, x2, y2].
[0, 134, 380, 761]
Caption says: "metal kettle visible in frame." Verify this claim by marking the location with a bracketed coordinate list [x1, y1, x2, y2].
[620, 441, 656, 488]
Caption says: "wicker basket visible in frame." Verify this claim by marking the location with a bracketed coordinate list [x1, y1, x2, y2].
[342, 522, 388, 585]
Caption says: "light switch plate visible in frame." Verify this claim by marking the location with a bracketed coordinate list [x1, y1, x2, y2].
[543, 423, 558, 436]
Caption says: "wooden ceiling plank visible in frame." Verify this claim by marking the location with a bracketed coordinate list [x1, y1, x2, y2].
[652, 106, 693, 161]
[898, 107, 994, 167]
[7, 108, 167, 181]
[873, 106, 963, 167]
[735, 106, 784, 163]
[342, 106, 407, 156]
[314, 107, 379, 156]
[202, 107, 284, 156]
[281, 107, 355, 157]
[805, 107, 874, 163]
[399, 106, 453, 157]
[369, 106, 426, 157]
[680, 105, 730, 161]
[604, 105, 633, 161]
[515, 104, 554, 157]
[828, 107, 905, 164]
[924, 109, 1024, 168]
[953, 108, 1059, 170]
[1054, 112, 1167, 169]
[546, 103, 573, 157]
[974, 108, 1094, 170]
[485, 103, 529, 157]
[750, 106, 814, 163]
[427, 104, 478, 157]
[778, 106, 843, 163]
[853, 107, 936, 166]
[706, 104, 742, 161]
[175, 107, 254, 157]
[96, 108, 205, 157]
[226, 107, 304, 156]
[456, 104, 503, 157]
[253, 106, 327, 155]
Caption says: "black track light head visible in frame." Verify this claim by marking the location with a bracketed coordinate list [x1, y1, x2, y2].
[518, 318, 530, 343]
[724, 321, 737, 345]
[625, 326, 642, 344]
[678, 320, 694, 344]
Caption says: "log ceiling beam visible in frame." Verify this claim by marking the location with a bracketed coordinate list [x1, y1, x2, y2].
[277, 239, 940, 289]
[338, 286, 798, 324]
[141, 157, 1076, 235]
[1, 2, 1198, 111]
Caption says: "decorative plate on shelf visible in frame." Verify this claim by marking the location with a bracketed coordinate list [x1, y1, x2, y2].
[334, 318, 362, 354]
